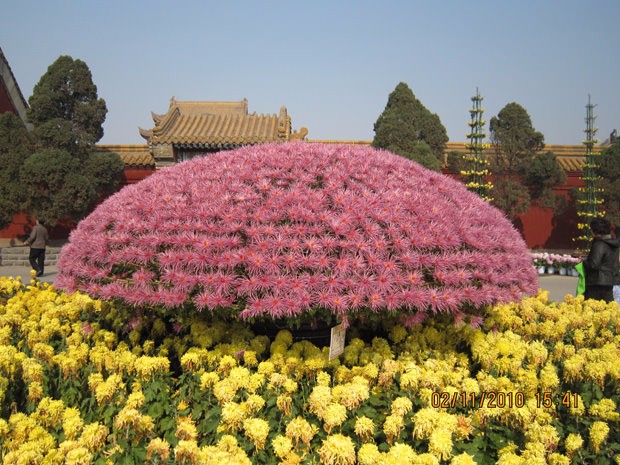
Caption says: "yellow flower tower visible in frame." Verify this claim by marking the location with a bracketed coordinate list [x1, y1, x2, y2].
[462, 88, 493, 201]
[575, 95, 604, 247]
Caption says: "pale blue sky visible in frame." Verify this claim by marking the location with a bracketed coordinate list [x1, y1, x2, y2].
[3, 0, 620, 145]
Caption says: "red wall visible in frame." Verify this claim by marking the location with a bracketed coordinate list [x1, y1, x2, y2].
[514, 172, 583, 250]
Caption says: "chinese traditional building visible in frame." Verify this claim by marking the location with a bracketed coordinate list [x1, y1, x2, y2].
[139, 97, 308, 168]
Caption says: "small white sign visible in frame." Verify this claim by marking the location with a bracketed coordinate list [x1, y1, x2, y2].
[329, 323, 346, 360]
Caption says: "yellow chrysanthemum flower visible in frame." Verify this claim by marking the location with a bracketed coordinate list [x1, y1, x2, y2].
[589, 421, 610, 453]
[318, 434, 356, 465]
[175, 439, 200, 464]
[243, 417, 270, 450]
[213, 378, 238, 404]
[243, 350, 258, 367]
[429, 428, 453, 461]
[220, 401, 247, 432]
[383, 414, 404, 444]
[22, 357, 44, 383]
[589, 398, 620, 421]
[244, 394, 265, 415]
[332, 382, 369, 410]
[308, 385, 332, 417]
[257, 360, 275, 375]
[386, 442, 417, 463]
[354, 416, 375, 442]
[146, 438, 171, 461]
[125, 390, 145, 409]
[277, 394, 293, 417]
[65, 446, 93, 465]
[450, 452, 478, 465]
[316, 370, 331, 386]
[79, 423, 108, 452]
[176, 416, 198, 441]
[62, 407, 84, 441]
[547, 452, 570, 465]
[272, 434, 293, 459]
[357, 443, 381, 465]
[525, 423, 559, 451]
[322, 403, 348, 433]
[218, 354, 238, 374]
[200, 371, 219, 390]
[391, 396, 413, 416]
[564, 432, 583, 457]
[27, 380, 43, 403]
[285, 416, 318, 447]
[34, 397, 65, 428]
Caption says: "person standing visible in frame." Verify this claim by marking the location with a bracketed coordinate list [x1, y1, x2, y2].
[22, 217, 49, 277]
[583, 218, 620, 302]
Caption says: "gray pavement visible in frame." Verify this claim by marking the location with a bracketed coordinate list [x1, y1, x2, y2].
[0, 263, 579, 303]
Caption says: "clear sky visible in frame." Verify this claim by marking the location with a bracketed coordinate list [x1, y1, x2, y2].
[3, 0, 620, 146]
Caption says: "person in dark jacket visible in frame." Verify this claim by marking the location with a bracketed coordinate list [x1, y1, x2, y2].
[583, 218, 620, 302]
[22, 217, 49, 277]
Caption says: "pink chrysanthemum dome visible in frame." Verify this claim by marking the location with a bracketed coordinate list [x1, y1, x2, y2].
[56, 142, 537, 326]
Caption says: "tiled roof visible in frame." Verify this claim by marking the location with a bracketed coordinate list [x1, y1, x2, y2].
[96, 145, 155, 168]
[444, 142, 592, 172]
[313, 140, 592, 172]
[140, 97, 291, 147]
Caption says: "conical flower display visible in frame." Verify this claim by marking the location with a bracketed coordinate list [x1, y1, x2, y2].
[56, 142, 537, 325]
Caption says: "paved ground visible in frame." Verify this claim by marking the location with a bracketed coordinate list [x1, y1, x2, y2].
[0, 263, 579, 303]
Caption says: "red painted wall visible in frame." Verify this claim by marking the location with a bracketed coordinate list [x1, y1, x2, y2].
[514, 172, 583, 250]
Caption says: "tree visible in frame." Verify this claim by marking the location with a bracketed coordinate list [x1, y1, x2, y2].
[519, 151, 566, 210]
[394, 142, 441, 171]
[596, 143, 620, 227]
[489, 102, 544, 173]
[28, 56, 107, 157]
[373, 82, 448, 170]
[491, 177, 530, 220]
[0, 113, 33, 228]
[489, 102, 557, 220]
[21, 149, 97, 222]
[20, 55, 124, 225]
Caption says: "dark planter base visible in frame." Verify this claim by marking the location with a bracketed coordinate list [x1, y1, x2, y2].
[251, 321, 333, 347]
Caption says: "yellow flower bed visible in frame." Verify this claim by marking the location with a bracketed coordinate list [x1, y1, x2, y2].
[0, 276, 619, 465]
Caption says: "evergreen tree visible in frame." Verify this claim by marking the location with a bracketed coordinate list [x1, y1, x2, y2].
[489, 102, 564, 220]
[518, 151, 566, 211]
[0, 113, 34, 228]
[373, 82, 448, 170]
[489, 102, 545, 173]
[28, 55, 107, 157]
[21, 55, 123, 225]
[595, 143, 620, 227]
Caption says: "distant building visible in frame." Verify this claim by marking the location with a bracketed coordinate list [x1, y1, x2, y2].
[139, 97, 308, 168]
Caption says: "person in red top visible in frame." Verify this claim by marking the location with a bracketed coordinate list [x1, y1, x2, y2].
[22, 217, 49, 277]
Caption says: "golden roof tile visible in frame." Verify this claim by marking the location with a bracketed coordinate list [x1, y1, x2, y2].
[140, 98, 290, 147]
[96, 145, 155, 168]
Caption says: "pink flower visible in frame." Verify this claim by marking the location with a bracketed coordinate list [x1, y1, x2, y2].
[55, 142, 537, 324]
